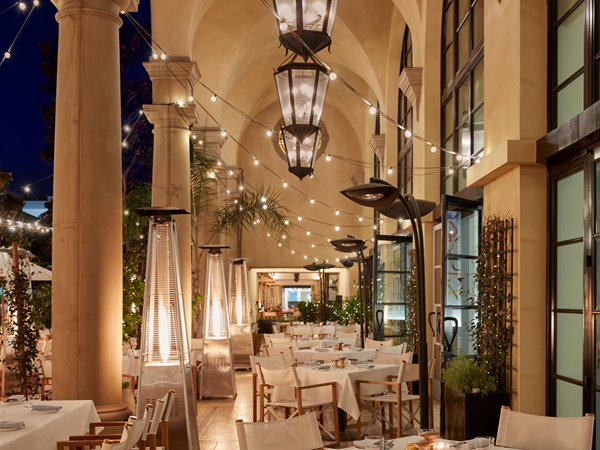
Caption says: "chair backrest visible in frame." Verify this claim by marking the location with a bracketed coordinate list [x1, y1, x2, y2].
[397, 360, 420, 383]
[291, 325, 313, 336]
[380, 342, 408, 354]
[265, 346, 296, 366]
[364, 338, 383, 350]
[428, 356, 436, 379]
[123, 415, 148, 449]
[335, 325, 354, 334]
[140, 404, 155, 441]
[373, 350, 413, 365]
[256, 364, 301, 388]
[270, 336, 293, 345]
[336, 331, 358, 345]
[270, 340, 300, 351]
[101, 425, 130, 450]
[272, 322, 281, 334]
[161, 389, 176, 423]
[381, 338, 394, 346]
[314, 325, 335, 335]
[264, 333, 287, 345]
[148, 399, 166, 435]
[236, 412, 324, 450]
[250, 353, 288, 374]
[496, 406, 594, 450]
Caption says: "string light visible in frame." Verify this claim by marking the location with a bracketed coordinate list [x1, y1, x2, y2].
[188, 96, 194, 102]
[431, 146, 437, 153]
[310, 198, 315, 204]
[229, 170, 234, 176]
[19, 2, 25, 9]
[449, 168, 455, 175]
[335, 226, 340, 231]
[254, 159, 259, 165]
[298, 216, 302, 221]
[306, 231, 311, 236]
[211, 94, 217, 102]
[239, 185, 244, 190]
[326, 154, 331, 162]
[284, 220, 289, 225]
[369, 106, 377, 114]
[404, 130, 411, 138]
[160, 53, 166, 60]
[261, 197, 267, 203]
[4, 52, 10, 59]
[335, 210, 339, 215]
[152, 53, 159, 59]
[33, 0, 39, 5]
[456, 154, 462, 161]
[124, 125, 131, 132]
[262, 204, 268, 210]
[266, 130, 273, 137]
[359, 217, 363, 222]
[282, 181, 288, 188]
[329, 71, 337, 80]
[387, 167, 393, 175]
[221, 130, 227, 137]
[23, 186, 30, 193]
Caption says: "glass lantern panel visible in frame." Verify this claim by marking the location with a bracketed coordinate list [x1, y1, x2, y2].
[284, 131, 298, 167]
[276, 71, 293, 126]
[275, 0, 297, 33]
[303, 0, 327, 32]
[292, 69, 317, 125]
[205, 253, 228, 339]
[311, 129, 321, 167]
[326, 0, 339, 35]
[299, 132, 316, 167]
[312, 72, 329, 126]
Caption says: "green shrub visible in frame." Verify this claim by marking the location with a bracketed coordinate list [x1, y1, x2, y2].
[442, 350, 497, 397]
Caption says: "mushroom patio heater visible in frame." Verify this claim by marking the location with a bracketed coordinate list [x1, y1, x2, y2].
[275, 55, 329, 180]
[340, 177, 436, 428]
[228, 258, 253, 368]
[200, 245, 237, 398]
[135, 207, 199, 450]
[273, 0, 339, 59]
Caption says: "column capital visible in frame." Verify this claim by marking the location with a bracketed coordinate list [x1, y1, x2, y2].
[143, 104, 197, 131]
[143, 60, 200, 104]
[54, 0, 138, 17]
[369, 134, 386, 166]
[397, 67, 422, 121]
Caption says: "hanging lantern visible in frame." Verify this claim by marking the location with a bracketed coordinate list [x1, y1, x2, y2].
[200, 245, 237, 398]
[227, 258, 253, 368]
[273, 0, 339, 59]
[135, 207, 199, 450]
[275, 56, 329, 180]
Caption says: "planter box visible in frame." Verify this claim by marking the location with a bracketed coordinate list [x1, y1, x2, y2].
[443, 387, 509, 440]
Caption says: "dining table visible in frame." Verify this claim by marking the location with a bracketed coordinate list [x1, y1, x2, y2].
[0, 399, 100, 450]
[294, 347, 376, 364]
[345, 435, 523, 449]
[271, 363, 400, 420]
[295, 337, 357, 348]
[122, 353, 141, 376]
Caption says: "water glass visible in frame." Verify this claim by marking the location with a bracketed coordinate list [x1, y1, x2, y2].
[474, 437, 494, 449]
[365, 435, 384, 449]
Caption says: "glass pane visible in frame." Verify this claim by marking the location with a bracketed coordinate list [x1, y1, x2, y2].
[557, 74, 584, 126]
[444, 175, 455, 196]
[473, 59, 484, 107]
[445, 4, 454, 47]
[303, 0, 326, 32]
[557, 4, 584, 85]
[556, 380, 582, 417]
[459, 121, 470, 159]
[444, 99, 453, 139]
[446, 208, 479, 256]
[275, 72, 293, 126]
[596, 240, 600, 309]
[473, 0, 484, 45]
[556, 312, 583, 380]
[556, 170, 583, 242]
[444, 306, 476, 356]
[458, 81, 469, 123]
[596, 162, 600, 233]
[557, 0, 579, 21]
[596, 316, 600, 385]
[443, 140, 454, 195]
[291, 69, 316, 125]
[458, 19, 470, 69]
[557, 242, 583, 310]
[326, 0, 338, 35]
[275, 0, 297, 32]
[445, 44, 454, 87]
[473, 106, 484, 154]
[458, 166, 468, 191]
[311, 72, 329, 126]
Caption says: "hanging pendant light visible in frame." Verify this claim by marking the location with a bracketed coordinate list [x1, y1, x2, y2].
[275, 55, 329, 180]
[273, 0, 339, 59]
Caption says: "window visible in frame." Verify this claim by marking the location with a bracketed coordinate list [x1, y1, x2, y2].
[441, 0, 484, 196]
[398, 26, 413, 195]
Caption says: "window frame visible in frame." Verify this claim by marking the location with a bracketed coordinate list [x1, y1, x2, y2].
[398, 26, 414, 195]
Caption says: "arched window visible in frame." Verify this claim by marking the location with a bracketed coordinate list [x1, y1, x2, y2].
[398, 26, 413, 195]
[441, 0, 484, 195]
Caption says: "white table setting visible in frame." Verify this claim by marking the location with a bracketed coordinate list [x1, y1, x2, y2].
[0, 399, 99, 449]
[295, 337, 357, 348]
[347, 435, 520, 449]
[294, 347, 376, 364]
[271, 363, 400, 420]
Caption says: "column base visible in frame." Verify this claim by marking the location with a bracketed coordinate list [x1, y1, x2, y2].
[97, 401, 131, 421]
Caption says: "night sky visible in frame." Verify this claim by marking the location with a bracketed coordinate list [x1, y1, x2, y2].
[0, 0, 151, 199]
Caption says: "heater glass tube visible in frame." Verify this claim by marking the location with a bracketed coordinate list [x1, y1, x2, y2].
[205, 253, 227, 338]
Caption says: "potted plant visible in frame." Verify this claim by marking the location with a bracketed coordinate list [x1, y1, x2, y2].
[442, 215, 514, 440]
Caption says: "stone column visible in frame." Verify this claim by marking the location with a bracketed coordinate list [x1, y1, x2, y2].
[52, 0, 137, 420]
[144, 60, 199, 341]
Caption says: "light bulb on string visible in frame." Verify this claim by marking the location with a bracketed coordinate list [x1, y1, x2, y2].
[262, 204, 268, 210]
[19, 2, 25, 9]
[177, 100, 184, 107]
[221, 130, 227, 137]
[335, 226, 340, 231]
[329, 71, 337, 80]
[261, 197, 267, 203]
[267, 130, 272, 137]
[199, 140, 203, 144]
[33, 0, 39, 5]
[124, 125, 131, 132]
[359, 216, 363, 222]
[404, 130, 411, 138]
[188, 96, 194, 102]
[139, 110, 143, 115]
[335, 210, 339, 215]
[160, 54, 167, 60]
[292, 250, 295, 254]
[278, 243, 282, 247]
[388, 167, 393, 175]
[24, 186, 30, 193]
[449, 168, 455, 175]
[456, 154, 463, 161]
[326, 154, 331, 162]
[369, 106, 377, 115]
[312, 244, 315, 248]
[267, 233, 270, 237]
[283, 181, 288, 188]
[122, 142, 127, 148]
[191, 134, 197, 139]
[152, 53, 159, 59]
[211, 94, 217, 102]
[239, 185, 244, 190]
[284, 220, 289, 225]
[298, 216, 302, 221]
[310, 198, 315, 204]
[229, 170, 234, 176]
[475, 157, 481, 164]
[380, 219, 384, 224]
[4, 52, 10, 59]
[431, 146, 437, 153]
[373, 225, 378, 230]
[306, 231, 311, 236]
[226, 190, 230, 194]
[254, 159, 259, 166]
[282, 235, 286, 239]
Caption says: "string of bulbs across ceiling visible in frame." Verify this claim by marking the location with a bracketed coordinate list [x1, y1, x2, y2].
[0, 0, 40, 67]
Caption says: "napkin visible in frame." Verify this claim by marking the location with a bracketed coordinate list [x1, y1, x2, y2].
[4, 395, 25, 403]
[317, 364, 331, 370]
[0, 421, 25, 430]
[313, 348, 328, 352]
[30, 405, 62, 412]
[350, 347, 363, 351]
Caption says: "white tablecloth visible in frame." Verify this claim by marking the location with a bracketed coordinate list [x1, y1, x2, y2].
[0, 400, 99, 450]
[122, 355, 140, 376]
[346, 436, 522, 450]
[295, 338, 356, 348]
[272, 364, 400, 420]
[294, 348, 376, 363]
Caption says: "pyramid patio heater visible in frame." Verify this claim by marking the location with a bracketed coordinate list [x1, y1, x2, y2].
[228, 258, 253, 368]
[135, 207, 200, 450]
[200, 245, 237, 398]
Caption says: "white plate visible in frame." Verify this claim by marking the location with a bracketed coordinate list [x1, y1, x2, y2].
[32, 409, 60, 414]
[0, 427, 23, 432]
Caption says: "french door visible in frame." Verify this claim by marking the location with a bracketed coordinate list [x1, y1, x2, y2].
[549, 148, 599, 444]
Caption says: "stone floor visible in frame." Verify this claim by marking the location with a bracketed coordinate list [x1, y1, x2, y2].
[196, 369, 440, 449]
